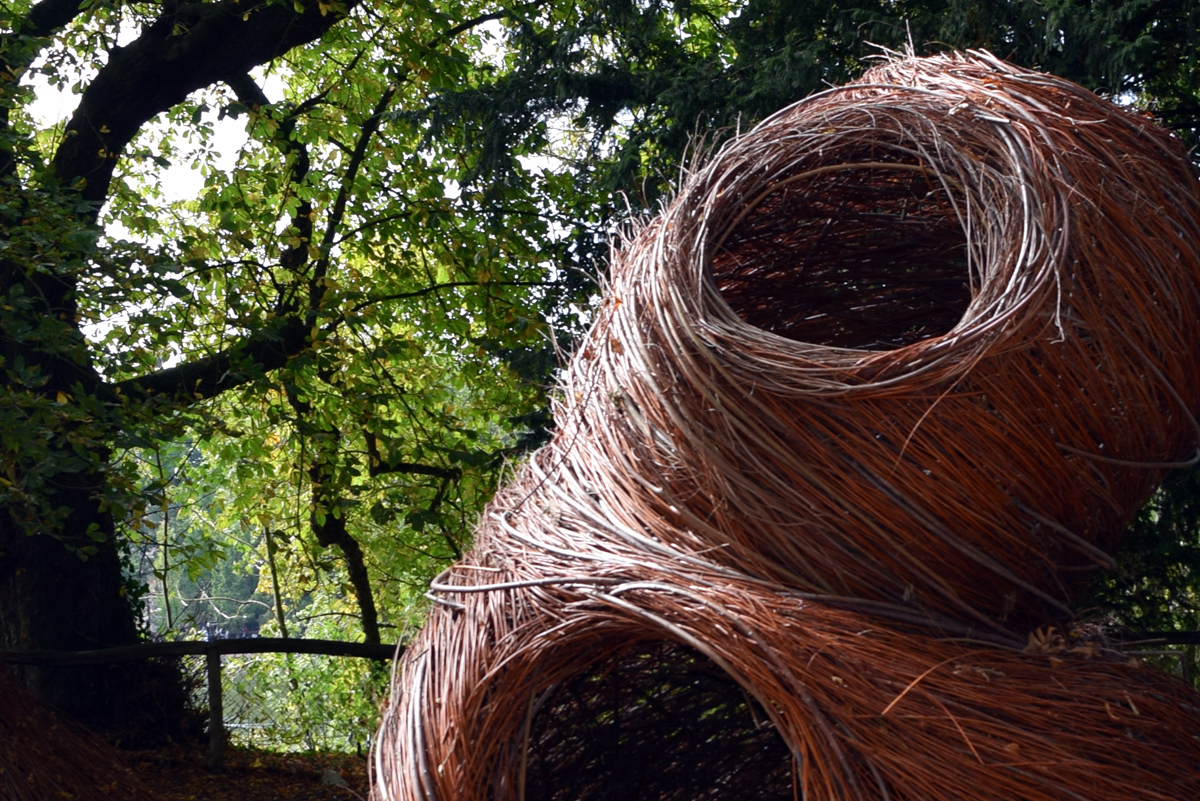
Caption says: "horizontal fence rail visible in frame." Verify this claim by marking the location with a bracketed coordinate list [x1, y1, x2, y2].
[0, 637, 402, 664]
[2, 638, 404, 771]
[2, 633, 1196, 771]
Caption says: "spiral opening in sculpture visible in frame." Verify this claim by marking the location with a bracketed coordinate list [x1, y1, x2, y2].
[713, 161, 973, 350]
[374, 53, 1200, 801]
[523, 642, 794, 801]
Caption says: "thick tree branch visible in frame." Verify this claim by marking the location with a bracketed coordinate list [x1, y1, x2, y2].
[112, 315, 309, 401]
[25, 0, 83, 33]
[53, 0, 359, 204]
[308, 504, 381, 645]
[370, 462, 463, 480]
[326, 280, 559, 332]
[284, 381, 381, 645]
[226, 71, 314, 302]
[304, 85, 396, 320]
[319, 87, 396, 255]
[363, 431, 462, 480]
[0, 0, 92, 177]
[427, 476, 462, 560]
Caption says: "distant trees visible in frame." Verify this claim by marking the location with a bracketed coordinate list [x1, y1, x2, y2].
[2, 0, 1198, 730]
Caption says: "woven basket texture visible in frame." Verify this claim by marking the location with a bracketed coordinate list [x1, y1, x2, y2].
[374, 51, 1200, 801]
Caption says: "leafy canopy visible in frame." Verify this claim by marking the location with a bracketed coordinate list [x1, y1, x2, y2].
[2, 0, 1199, 737]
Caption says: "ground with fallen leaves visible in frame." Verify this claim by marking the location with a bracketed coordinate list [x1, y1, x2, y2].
[1, 669, 370, 801]
[123, 746, 370, 801]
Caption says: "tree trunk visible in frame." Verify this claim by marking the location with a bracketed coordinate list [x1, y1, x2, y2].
[0, 497, 141, 727]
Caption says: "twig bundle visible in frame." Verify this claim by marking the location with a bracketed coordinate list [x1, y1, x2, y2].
[374, 52, 1200, 800]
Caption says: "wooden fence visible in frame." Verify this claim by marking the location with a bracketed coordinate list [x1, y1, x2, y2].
[2, 633, 1195, 772]
[2, 638, 403, 771]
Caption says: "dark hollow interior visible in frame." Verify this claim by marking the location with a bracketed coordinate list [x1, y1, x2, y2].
[712, 163, 974, 350]
[524, 642, 796, 801]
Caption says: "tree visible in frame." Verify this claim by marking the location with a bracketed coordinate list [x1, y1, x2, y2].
[0, 0, 369, 727]
[0, 0, 571, 726]
[3, 0, 1198, 731]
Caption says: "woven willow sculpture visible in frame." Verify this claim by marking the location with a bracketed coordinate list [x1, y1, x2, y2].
[375, 52, 1200, 800]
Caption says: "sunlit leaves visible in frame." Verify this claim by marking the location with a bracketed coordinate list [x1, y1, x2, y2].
[7, 0, 1200, 741]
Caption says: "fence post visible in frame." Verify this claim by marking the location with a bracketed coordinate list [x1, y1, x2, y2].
[206, 650, 224, 772]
